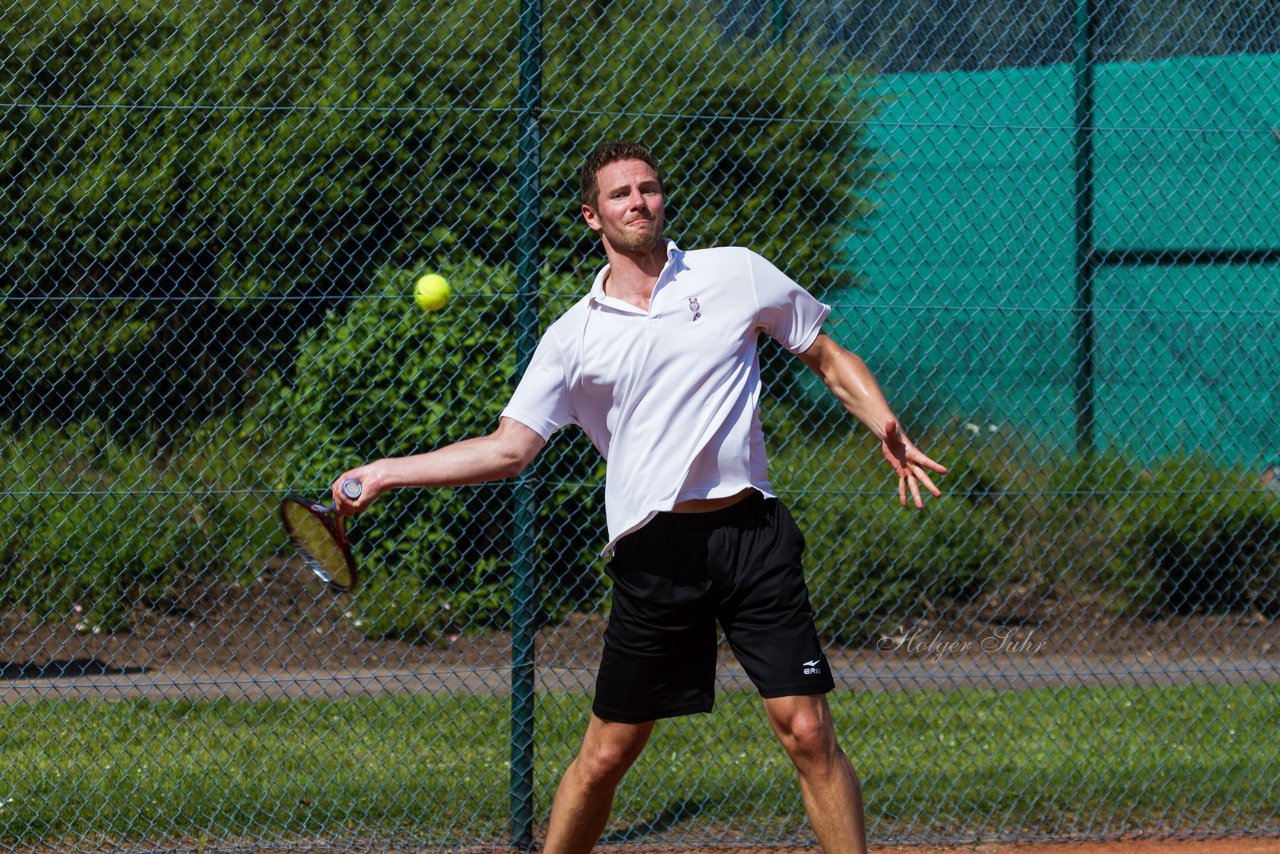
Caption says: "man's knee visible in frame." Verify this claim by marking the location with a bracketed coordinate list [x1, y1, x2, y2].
[575, 743, 638, 787]
[572, 719, 652, 788]
[768, 698, 842, 772]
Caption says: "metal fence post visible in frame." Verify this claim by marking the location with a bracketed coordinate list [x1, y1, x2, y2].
[771, 0, 789, 47]
[510, 0, 544, 847]
[1072, 0, 1098, 456]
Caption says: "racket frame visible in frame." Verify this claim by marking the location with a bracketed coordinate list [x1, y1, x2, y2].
[279, 490, 359, 593]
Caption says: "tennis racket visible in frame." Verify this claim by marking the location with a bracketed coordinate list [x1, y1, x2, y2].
[279, 479, 362, 592]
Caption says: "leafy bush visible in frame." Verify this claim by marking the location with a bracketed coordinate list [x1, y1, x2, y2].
[762, 408, 1280, 640]
[1047, 451, 1145, 508]
[1109, 455, 1280, 615]
[273, 259, 606, 641]
[538, 2, 873, 292]
[0, 0, 874, 436]
[799, 496, 1013, 643]
[767, 424, 1014, 642]
[0, 420, 279, 629]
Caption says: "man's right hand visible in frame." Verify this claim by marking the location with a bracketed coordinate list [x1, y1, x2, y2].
[331, 462, 387, 516]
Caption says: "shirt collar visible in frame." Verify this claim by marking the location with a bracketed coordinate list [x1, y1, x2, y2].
[589, 239, 680, 309]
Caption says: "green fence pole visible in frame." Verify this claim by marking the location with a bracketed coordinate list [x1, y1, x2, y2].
[1072, 0, 1098, 456]
[770, 0, 788, 48]
[510, 0, 543, 847]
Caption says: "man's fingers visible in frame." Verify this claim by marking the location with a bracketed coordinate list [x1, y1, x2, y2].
[906, 447, 948, 475]
[919, 457, 949, 475]
[915, 468, 943, 498]
[908, 476, 924, 509]
[895, 464, 940, 508]
[883, 430, 945, 507]
[331, 472, 370, 515]
[331, 482, 353, 515]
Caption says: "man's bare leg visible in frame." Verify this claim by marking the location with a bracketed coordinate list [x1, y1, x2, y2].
[543, 714, 655, 854]
[763, 694, 867, 854]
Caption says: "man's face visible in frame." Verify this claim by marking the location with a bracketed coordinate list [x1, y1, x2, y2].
[582, 159, 665, 254]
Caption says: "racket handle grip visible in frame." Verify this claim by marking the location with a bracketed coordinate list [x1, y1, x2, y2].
[341, 479, 363, 500]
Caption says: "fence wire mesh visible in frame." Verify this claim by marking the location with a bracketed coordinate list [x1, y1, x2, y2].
[2, 0, 1279, 850]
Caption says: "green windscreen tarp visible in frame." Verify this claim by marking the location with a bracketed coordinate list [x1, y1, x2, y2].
[832, 54, 1280, 465]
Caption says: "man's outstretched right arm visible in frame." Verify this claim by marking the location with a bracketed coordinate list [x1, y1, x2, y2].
[329, 417, 546, 514]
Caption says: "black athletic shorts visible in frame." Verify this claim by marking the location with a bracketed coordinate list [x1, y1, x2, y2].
[593, 491, 835, 723]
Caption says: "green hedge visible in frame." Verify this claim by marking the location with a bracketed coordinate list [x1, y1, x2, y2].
[0, 0, 872, 434]
[773, 427, 1014, 641]
[771, 424, 1280, 642]
[273, 259, 605, 641]
[1110, 455, 1280, 615]
[0, 419, 279, 629]
[6, 411, 1275, 637]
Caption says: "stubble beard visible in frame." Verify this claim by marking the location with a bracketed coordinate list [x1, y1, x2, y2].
[610, 219, 664, 255]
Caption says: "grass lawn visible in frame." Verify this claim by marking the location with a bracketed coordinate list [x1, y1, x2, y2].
[2, 683, 1276, 846]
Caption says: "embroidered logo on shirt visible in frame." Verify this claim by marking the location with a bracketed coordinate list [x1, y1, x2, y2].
[688, 297, 702, 322]
[802, 658, 822, 676]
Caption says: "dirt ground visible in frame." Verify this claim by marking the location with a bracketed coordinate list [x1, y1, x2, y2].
[3, 556, 1278, 688]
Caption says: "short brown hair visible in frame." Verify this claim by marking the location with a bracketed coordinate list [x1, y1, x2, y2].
[579, 141, 662, 209]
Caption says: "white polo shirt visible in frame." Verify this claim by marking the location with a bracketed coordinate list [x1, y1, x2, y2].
[500, 240, 830, 555]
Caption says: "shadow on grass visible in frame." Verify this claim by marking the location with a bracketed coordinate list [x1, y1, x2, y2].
[1, 658, 147, 680]
[601, 797, 708, 843]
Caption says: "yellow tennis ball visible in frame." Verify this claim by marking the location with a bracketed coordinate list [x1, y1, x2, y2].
[414, 273, 450, 311]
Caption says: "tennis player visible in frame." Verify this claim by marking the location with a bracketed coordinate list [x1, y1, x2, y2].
[333, 140, 946, 854]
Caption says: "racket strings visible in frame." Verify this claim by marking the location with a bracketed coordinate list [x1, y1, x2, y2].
[282, 502, 355, 589]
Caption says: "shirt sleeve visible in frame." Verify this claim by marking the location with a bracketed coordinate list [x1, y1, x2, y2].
[749, 250, 832, 353]
[500, 329, 573, 441]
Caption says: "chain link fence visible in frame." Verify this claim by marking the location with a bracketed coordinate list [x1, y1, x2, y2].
[2, 0, 1279, 850]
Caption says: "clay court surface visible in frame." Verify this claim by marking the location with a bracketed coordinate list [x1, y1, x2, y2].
[462, 842, 1280, 854]
[609, 843, 1280, 854]
[871, 840, 1280, 853]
